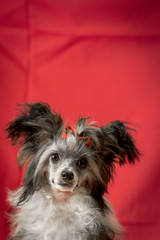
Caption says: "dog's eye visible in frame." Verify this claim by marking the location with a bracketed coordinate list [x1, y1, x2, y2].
[50, 153, 59, 163]
[78, 158, 87, 169]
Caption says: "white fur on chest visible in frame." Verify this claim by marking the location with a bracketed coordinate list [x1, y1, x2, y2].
[14, 190, 105, 240]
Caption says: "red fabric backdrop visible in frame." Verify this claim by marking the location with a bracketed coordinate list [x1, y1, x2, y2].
[0, 1, 160, 239]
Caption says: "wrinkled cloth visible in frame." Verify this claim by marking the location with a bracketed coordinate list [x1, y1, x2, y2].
[0, 1, 160, 239]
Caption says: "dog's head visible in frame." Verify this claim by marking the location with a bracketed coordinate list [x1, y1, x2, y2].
[6, 102, 140, 204]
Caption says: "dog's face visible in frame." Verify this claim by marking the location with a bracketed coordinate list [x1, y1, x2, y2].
[47, 136, 90, 192]
[32, 133, 105, 198]
[6, 102, 140, 204]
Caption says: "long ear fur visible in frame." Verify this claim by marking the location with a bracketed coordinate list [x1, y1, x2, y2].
[100, 121, 140, 165]
[6, 102, 63, 167]
[76, 119, 140, 186]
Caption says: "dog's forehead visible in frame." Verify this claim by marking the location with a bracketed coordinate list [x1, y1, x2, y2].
[53, 134, 86, 157]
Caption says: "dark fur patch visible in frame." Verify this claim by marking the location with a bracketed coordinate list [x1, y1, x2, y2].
[6, 102, 63, 167]
[76, 118, 140, 192]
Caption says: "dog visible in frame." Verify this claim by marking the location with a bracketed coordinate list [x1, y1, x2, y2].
[6, 102, 140, 240]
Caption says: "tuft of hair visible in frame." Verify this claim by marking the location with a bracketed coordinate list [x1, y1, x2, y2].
[6, 102, 63, 167]
[76, 118, 140, 190]
[101, 121, 140, 165]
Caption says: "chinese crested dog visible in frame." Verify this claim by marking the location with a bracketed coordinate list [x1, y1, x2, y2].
[6, 102, 140, 240]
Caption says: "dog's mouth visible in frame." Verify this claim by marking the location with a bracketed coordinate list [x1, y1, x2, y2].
[58, 182, 79, 189]
[57, 183, 73, 188]
[52, 179, 79, 192]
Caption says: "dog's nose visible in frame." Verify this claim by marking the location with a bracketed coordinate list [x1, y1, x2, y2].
[61, 170, 74, 182]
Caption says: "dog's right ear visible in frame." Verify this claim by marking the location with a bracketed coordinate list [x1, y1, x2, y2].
[6, 102, 63, 167]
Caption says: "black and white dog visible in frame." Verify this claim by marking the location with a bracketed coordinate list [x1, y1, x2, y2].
[6, 102, 140, 240]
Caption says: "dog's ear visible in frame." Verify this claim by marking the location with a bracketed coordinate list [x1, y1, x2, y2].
[77, 119, 140, 186]
[6, 102, 63, 167]
[99, 121, 140, 166]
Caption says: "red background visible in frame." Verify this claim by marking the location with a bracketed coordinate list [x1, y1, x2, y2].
[0, 1, 160, 239]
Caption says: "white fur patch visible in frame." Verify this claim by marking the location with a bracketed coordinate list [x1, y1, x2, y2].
[8, 189, 122, 240]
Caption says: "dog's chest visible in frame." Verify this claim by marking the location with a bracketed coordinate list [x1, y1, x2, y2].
[20, 192, 103, 240]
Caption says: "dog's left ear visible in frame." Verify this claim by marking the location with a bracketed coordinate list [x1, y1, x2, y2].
[77, 119, 140, 192]
[77, 118, 140, 168]
[99, 121, 140, 166]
